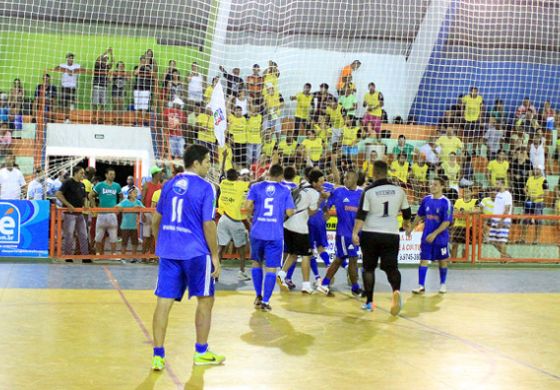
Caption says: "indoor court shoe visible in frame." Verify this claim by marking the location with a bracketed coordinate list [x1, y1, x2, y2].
[390, 291, 402, 316]
[152, 356, 165, 371]
[238, 270, 251, 281]
[352, 288, 363, 298]
[439, 284, 447, 294]
[361, 302, 373, 312]
[193, 350, 226, 366]
[260, 302, 272, 312]
[412, 286, 425, 294]
[316, 284, 330, 295]
[276, 274, 290, 292]
[254, 295, 263, 309]
[286, 279, 296, 290]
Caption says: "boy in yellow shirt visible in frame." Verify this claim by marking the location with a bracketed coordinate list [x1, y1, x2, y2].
[314, 115, 332, 144]
[195, 106, 216, 152]
[486, 149, 509, 187]
[290, 83, 312, 136]
[451, 186, 479, 258]
[278, 130, 298, 165]
[436, 126, 464, 163]
[410, 154, 429, 200]
[228, 106, 248, 166]
[300, 129, 324, 166]
[390, 153, 410, 185]
[341, 116, 360, 159]
[246, 105, 263, 164]
[325, 98, 345, 144]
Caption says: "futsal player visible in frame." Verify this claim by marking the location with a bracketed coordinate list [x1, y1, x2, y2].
[245, 164, 295, 311]
[351, 161, 411, 314]
[407, 177, 453, 294]
[151, 145, 224, 370]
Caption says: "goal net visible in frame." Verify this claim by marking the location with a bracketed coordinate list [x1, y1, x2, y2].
[1, 0, 559, 258]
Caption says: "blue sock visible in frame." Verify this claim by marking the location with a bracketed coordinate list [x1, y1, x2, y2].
[310, 257, 320, 279]
[321, 277, 331, 287]
[252, 267, 263, 297]
[153, 347, 165, 358]
[195, 343, 208, 354]
[320, 251, 331, 267]
[341, 259, 348, 269]
[351, 283, 360, 292]
[419, 265, 428, 286]
[439, 267, 448, 284]
[263, 272, 277, 303]
[287, 261, 297, 280]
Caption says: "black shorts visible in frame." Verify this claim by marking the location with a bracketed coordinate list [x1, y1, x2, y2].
[360, 231, 400, 271]
[463, 120, 483, 139]
[233, 142, 247, 166]
[61, 87, 76, 108]
[451, 226, 469, 244]
[294, 117, 310, 132]
[284, 229, 312, 256]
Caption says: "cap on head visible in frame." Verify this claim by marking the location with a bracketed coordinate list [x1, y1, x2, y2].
[150, 166, 163, 176]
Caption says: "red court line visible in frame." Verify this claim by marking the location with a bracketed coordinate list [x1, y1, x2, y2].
[102, 266, 183, 388]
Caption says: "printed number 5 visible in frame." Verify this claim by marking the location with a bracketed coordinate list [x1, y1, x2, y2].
[264, 198, 274, 217]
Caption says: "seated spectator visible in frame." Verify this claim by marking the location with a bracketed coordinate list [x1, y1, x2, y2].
[0, 155, 25, 200]
[410, 154, 429, 200]
[436, 126, 463, 163]
[246, 105, 263, 164]
[487, 149, 509, 187]
[228, 106, 248, 166]
[186, 62, 204, 112]
[341, 116, 360, 160]
[92, 48, 114, 124]
[34, 73, 57, 123]
[515, 97, 537, 118]
[484, 116, 504, 160]
[441, 152, 461, 190]
[290, 83, 313, 136]
[261, 128, 277, 160]
[362, 82, 384, 137]
[515, 110, 540, 138]
[163, 60, 178, 86]
[510, 147, 533, 206]
[325, 97, 345, 144]
[219, 65, 244, 97]
[314, 115, 332, 144]
[111, 61, 129, 125]
[228, 89, 249, 117]
[440, 175, 458, 205]
[312, 83, 334, 122]
[263, 84, 284, 139]
[522, 165, 548, 244]
[437, 110, 454, 133]
[116, 187, 144, 256]
[418, 135, 441, 168]
[529, 129, 546, 174]
[392, 134, 415, 164]
[27, 167, 48, 200]
[540, 100, 556, 130]
[460, 151, 475, 187]
[338, 85, 358, 118]
[164, 99, 186, 159]
[300, 128, 324, 167]
[278, 130, 298, 165]
[489, 99, 506, 128]
[362, 150, 379, 183]
[0, 123, 12, 154]
[390, 153, 409, 185]
[0, 93, 9, 125]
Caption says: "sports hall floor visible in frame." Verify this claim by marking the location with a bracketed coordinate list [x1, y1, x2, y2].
[0, 262, 559, 390]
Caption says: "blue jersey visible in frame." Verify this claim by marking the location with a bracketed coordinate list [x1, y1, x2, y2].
[309, 181, 335, 227]
[328, 186, 363, 237]
[247, 181, 295, 241]
[281, 180, 297, 191]
[417, 195, 453, 246]
[155, 172, 216, 260]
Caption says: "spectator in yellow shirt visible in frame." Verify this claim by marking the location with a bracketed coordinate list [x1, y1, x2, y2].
[246, 105, 263, 164]
[441, 152, 461, 189]
[263, 84, 284, 139]
[278, 130, 298, 165]
[195, 106, 216, 151]
[218, 137, 234, 172]
[361, 150, 379, 183]
[451, 186, 480, 258]
[290, 83, 312, 136]
[261, 128, 276, 158]
[436, 126, 464, 163]
[390, 153, 410, 185]
[203, 76, 219, 104]
[228, 106, 248, 166]
[341, 116, 360, 159]
[326, 98, 345, 144]
[300, 129, 324, 166]
[461, 86, 484, 143]
[362, 82, 384, 136]
[314, 115, 332, 144]
[487, 149, 509, 187]
[410, 154, 429, 200]
[523, 165, 548, 244]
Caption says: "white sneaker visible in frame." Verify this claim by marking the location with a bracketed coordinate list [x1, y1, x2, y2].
[316, 284, 330, 295]
[412, 286, 425, 294]
[276, 271, 289, 292]
[314, 277, 322, 288]
[238, 271, 251, 281]
[439, 284, 447, 294]
[301, 281, 314, 295]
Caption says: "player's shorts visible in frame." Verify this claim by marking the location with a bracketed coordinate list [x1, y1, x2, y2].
[284, 228, 312, 256]
[142, 212, 153, 238]
[154, 256, 215, 301]
[420, 242, 450, 261]
[360, 231, 399, 271]
[362, 114, 381, 134]
[250, 237, 283, 268]
[308, 220, 328, 249]
[95, 213, 118, 243]
[217, 215, 247, 248]
[489, 219, 511, 243]
[451, 226, 470, 244]
[523, 201, 544, 224]
[335, 235, 359, 259]
[134, 90, 151, 111]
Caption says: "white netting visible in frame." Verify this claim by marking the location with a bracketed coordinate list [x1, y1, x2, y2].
[0, 0, 558, 211]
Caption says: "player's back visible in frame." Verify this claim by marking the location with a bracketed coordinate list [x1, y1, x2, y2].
[308, 181, 334, 227]
[360, 179, 409, 235]
[330, 186, 363, 237]
[156, 172, 215, 260]
[248, 181, 294, 241]
[418, 194, 453, 245]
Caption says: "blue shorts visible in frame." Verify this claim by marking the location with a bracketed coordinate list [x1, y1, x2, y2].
[309, 220, 329, 249]
[154, 256, 215, 301]
[420, 242, 449, 261]
[336, 235, 359, 259]
[250, 238, 283, 268]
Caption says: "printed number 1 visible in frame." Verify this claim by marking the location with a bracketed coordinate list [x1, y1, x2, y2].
[172, 197, 184, 223]
[382, 201, 389, 217]
[264, 198, 274, 217]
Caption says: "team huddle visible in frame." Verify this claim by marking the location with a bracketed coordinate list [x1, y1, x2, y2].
[149, 145, 456, 369]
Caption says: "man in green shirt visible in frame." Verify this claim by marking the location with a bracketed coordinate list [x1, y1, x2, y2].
[338, 85, 358, 118]
[392, 134, 415, 164]
[89, 168, 122, 254]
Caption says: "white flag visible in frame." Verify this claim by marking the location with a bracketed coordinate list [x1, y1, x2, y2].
[208, 80, 227, 147]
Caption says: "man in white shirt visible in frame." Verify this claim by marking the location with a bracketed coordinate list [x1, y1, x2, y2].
[55, 53, 81, 123]
[489, 178, 513, 258]
[419, 136, 442, 167]
[0, 155, 26, 200]
[27, 167, 48, 200]
[277, 170, 323, 293]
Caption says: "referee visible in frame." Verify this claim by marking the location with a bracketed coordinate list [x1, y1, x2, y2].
[352, 160, 412, 315]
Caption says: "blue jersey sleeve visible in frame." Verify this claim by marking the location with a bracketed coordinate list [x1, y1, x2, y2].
[202, 183, 216, 222]
[247, 185, 257, 202]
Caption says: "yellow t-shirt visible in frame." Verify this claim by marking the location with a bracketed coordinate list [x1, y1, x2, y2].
[462, 95, 483, 122]
[218, 145, 233, 171]
[487, 160, 509, 186]
[295, 93, 312, 120]
[526, 176, 546, 203]
[441, 161, 461, 187]
[204, 86, 213, 104]
[363, 92, 382, 117]
[411, 163, 428, 182]
[279, 139, 297, 157]
[264, 73, 279, 91]
[326, 104, 345, 129]
[555, 199, 560, 214]
[246, 114, 263, 144]
[362, 161, 374, 180]
[264, 91, 282, 117]
[218, 179, 250, 221]
[453, 198, 478, 227]
[480, 197, 494, 215]
[196, 113, 216, 143]
[228, 115, 248, 144]
[390, 161, 409, 183]
[436, 136, 463, 161]
[342, 126, 359, 146]
[82, 178, 93, 194]
[151, 189, 161, 207]
[301, 138, 324, 162]
[262, 139, 276, 157]
[314, 124, 332, 143]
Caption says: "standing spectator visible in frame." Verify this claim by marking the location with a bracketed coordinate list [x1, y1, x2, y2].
[325, 97, 345, 144]
[441, 152, 461, 190]
[290, 83, 313, 136]
[278, 130, 298, 165]
[27, 167, 49, 200]
[515, 110, 541, 139]
[338, 85, 358, 118]
[219, 65, 244, 97]
[54, 53, 81, 123]
[448, 95, 464, 127]
[186, 62, 204, 112]
[436, 126, 463, 164]
[263, 84, 284, 140]
[165, 70, 184, 107]
[141, 167, 163, 255]
[489, 99, 506, 128]
[484, 116, 504, 160]
[144, 49, 158, 73]
[461, 87, 484, 149]
[523, 165, 548, 244]
[487, 149, 509, 187]
[89, 168, 122, 255]
[245, 64, 263, 111]
[195, 105, 216, 151]
[111, 61, 129, 124]
[34, 74, 57, 123]
[300, 129, 324, 167]
[133, 55, 153, 126]
[410, 154, 429, 200]
[164, 99, 186, 158]
[229, 106, 248, 167]
[121, 176, 136, 199]
[515, 97, 537, 118]
[314, 114, 332, 145]
[392, 134, 415, 164]
[8, 78, 24, 131]
[341, 116, 360, 162]
[246, 105, 263, 165]
[56, 166, 89, 256]
[362, 82, 384, 137]
[540, 100, 556, 130]
[390, 153, 410, 185]
[0, 123, 12, 154]
[163, 60, 177, 86]
[0, 155, 25, 200]
[510, 147, 533, 206]
[451, 186, 479, 259]
[116, 187, 144, 256]
[92, 48, 114, 124]
[204, 76, 219, 105]
[228, 89, 249, 117]
[336, 60, 361, 94]
[312, 83, 335, 122]
[489, 178, 512, 258]
[263, 61, 280, 92]
[529, 129, 546, 174]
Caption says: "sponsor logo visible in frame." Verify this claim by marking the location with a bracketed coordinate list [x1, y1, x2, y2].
[0, 202, 21, 244]
[214, 108, 225, 126]
[265, 185, 276, 197]
[173, 179, 189, 195]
